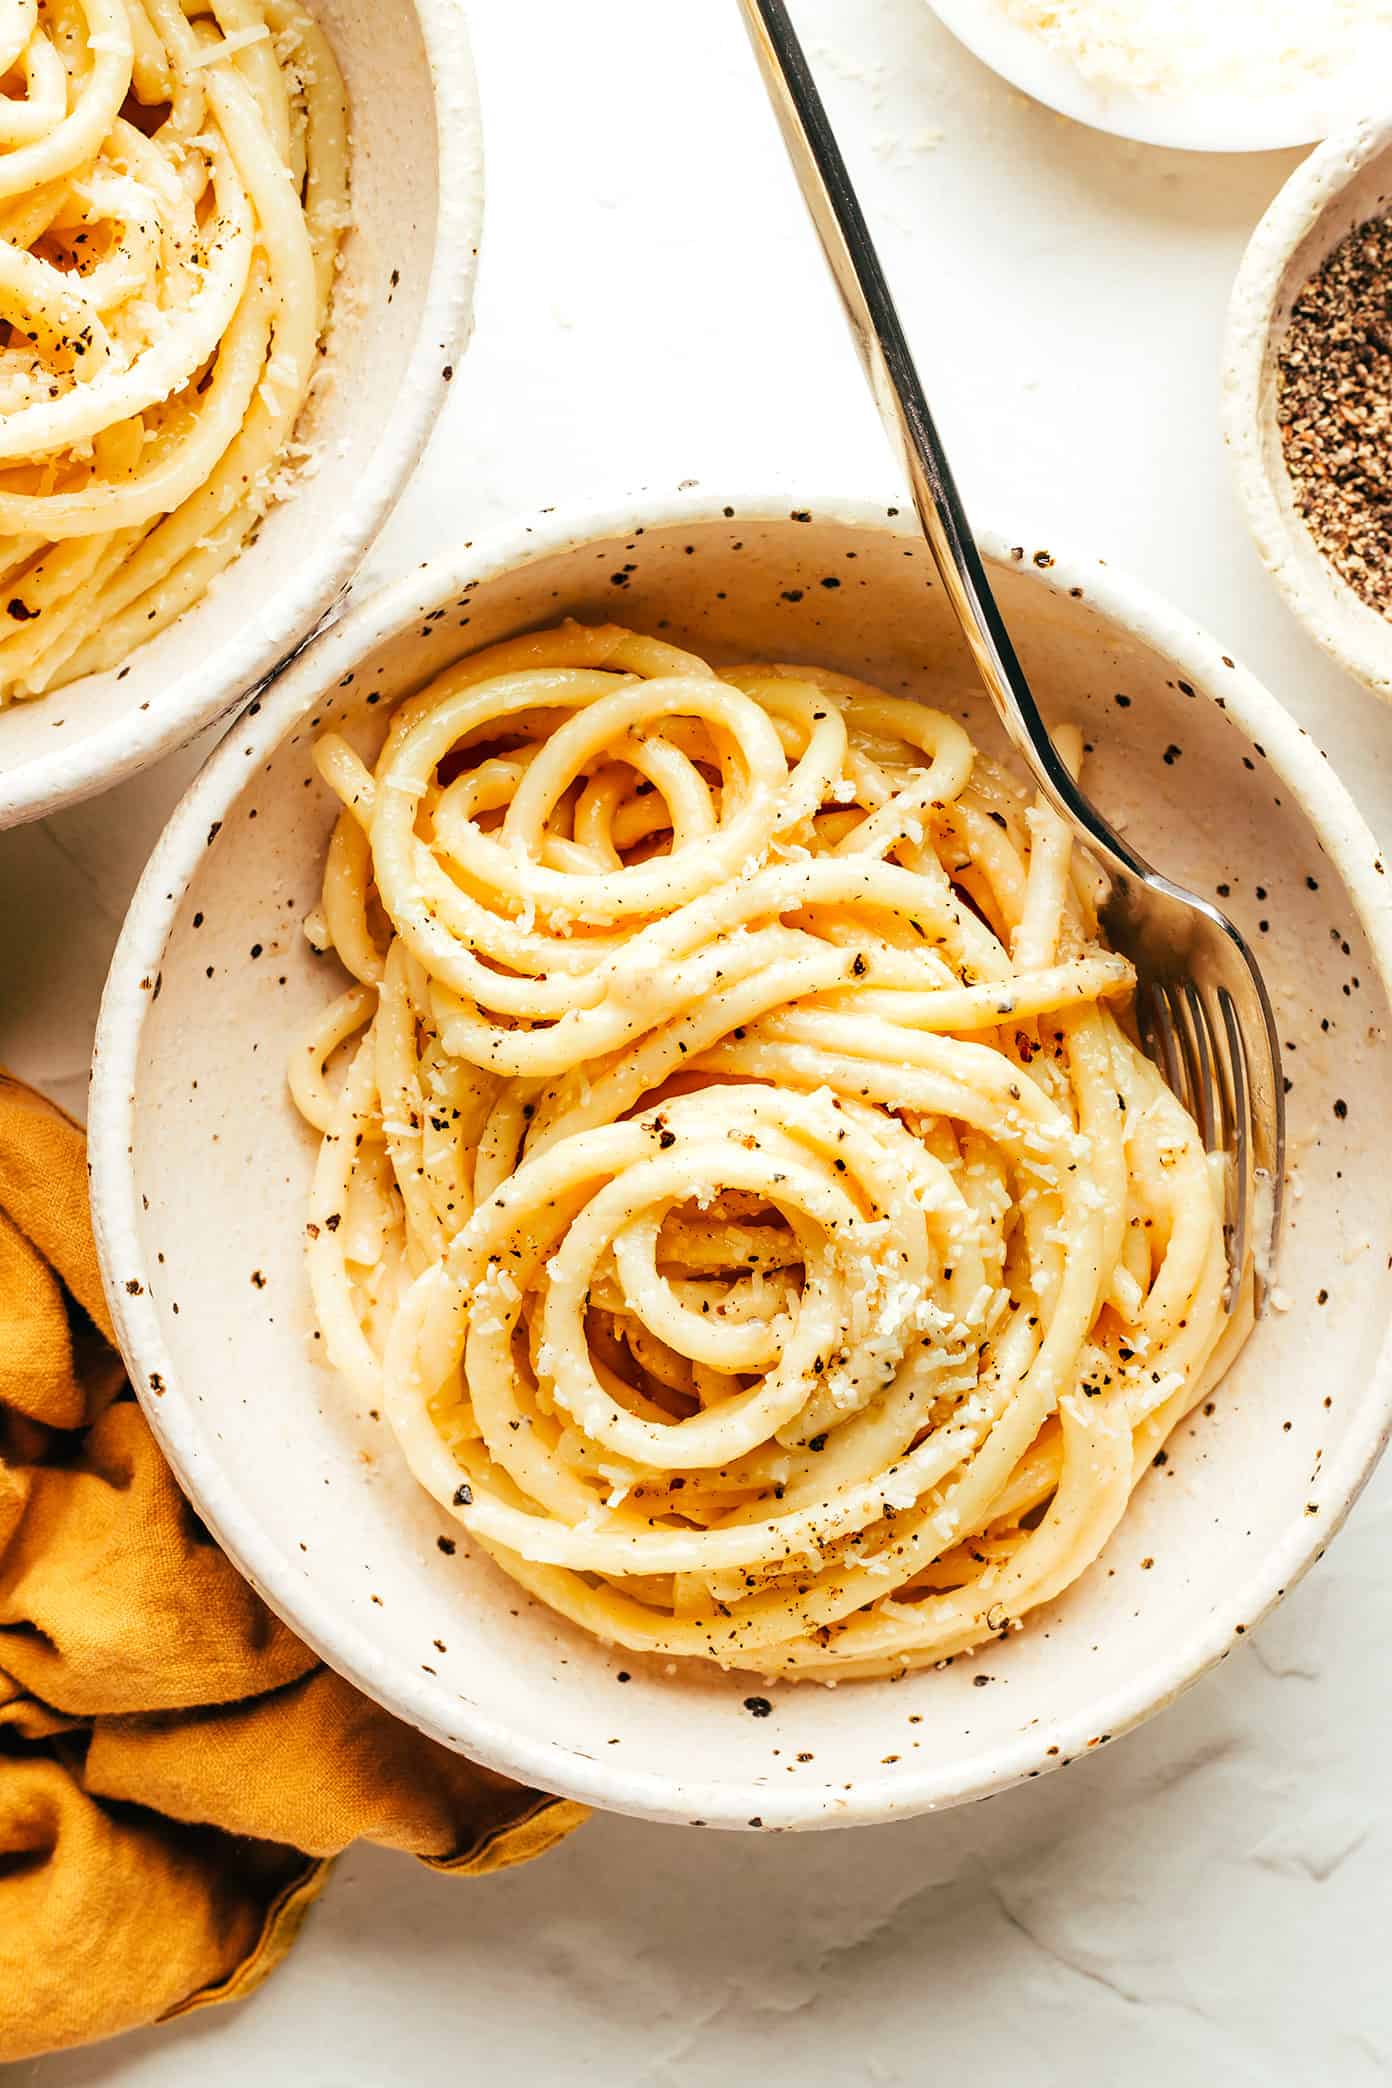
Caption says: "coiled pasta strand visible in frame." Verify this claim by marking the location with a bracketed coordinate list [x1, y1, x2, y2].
[291, 621, 1243, 1680]
[0, 0, 348, 701]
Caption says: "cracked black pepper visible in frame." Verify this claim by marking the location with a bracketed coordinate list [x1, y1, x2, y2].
[1278, 213, 1392, 617]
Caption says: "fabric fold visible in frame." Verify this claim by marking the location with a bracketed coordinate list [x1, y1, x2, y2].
[0, 1074, 584, 2064]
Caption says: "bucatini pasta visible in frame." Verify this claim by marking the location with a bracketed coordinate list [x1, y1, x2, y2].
[0, 0, 347, 703]
[291, 620, 1249, 1680]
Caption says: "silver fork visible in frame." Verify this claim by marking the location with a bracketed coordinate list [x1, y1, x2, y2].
[738, 0, 1283, 1311]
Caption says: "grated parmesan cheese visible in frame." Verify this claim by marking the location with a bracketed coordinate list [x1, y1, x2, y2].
[999, 0, 1392, 97]
[185, 24, 272, 67]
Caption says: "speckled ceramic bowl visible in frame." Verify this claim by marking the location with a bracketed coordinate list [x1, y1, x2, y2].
[1224, 117, 1392, 699]
[90, 492, 1392, 1831]
[0, 0, 483, 831]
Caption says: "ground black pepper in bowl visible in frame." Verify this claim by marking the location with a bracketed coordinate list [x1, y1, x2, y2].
[1277, 212, 1392, 617]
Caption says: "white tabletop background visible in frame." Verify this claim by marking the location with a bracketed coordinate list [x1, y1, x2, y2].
[4, 1, 1392, 2081]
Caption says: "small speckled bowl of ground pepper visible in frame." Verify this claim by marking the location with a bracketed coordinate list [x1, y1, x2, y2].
[1225, 115, 1392, 700]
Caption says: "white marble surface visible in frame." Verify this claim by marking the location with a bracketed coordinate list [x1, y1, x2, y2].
[4, 0, 1391, 2079]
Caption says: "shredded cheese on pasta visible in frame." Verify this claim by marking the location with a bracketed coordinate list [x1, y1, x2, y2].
[0, 0, 348, 703]
[290, 621, 1248, 1680]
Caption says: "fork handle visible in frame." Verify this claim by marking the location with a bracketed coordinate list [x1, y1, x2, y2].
[737, 0, 1152, 884]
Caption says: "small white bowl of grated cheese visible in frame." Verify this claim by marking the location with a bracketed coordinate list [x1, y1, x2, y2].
[925, 0, 1392, 153]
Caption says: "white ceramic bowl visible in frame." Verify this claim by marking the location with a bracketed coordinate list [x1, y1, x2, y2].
[926, 0, 1392, 153]
[90, 492, 1392, 1831]
[0, 0, 483, 831]
[1225, 118, 1392, 699]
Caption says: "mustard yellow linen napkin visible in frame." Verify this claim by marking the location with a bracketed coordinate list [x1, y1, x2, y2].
[0, 1072, 586, 2062]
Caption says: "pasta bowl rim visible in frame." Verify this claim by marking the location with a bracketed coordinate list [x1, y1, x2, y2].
[1223, 114, 1392, 701]
[0, 0, 485, 831]
[90, 489, 1392, 1829]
